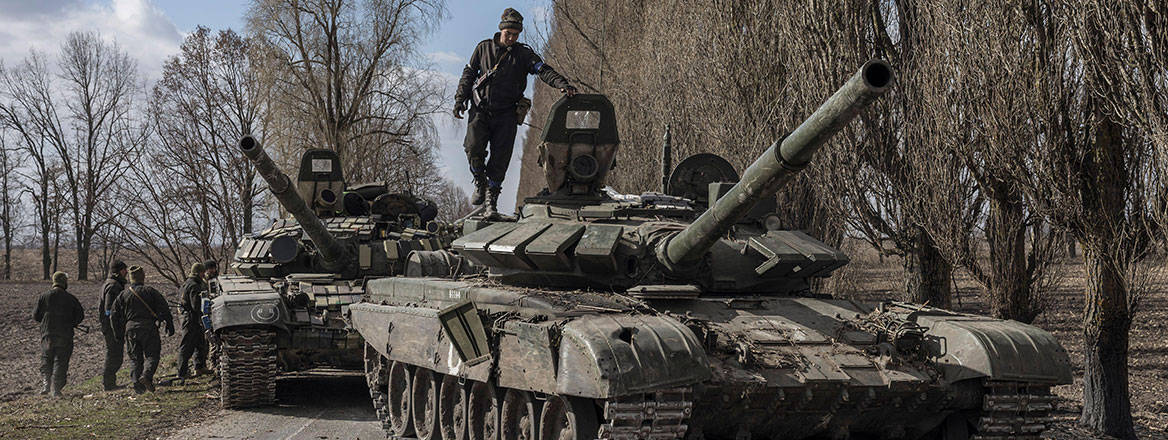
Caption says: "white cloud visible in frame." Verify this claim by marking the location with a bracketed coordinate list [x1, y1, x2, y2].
[426, 50, 465, 66]
[0, 0, 183, 82]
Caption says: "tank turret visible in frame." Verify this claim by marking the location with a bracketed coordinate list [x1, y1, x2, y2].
[239, 135, 352, 272]
[451, 60, 893, 292]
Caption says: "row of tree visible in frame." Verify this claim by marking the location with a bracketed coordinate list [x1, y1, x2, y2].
[0, 0, 462, 287]
[521, 1, 1166, 438]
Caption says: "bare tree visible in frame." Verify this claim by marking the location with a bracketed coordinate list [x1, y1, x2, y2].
[246, 0, 448, 188]
[0, 32, 138, 279]
[0, 134, 22, 279]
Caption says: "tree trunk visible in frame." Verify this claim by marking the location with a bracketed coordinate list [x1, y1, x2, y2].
[903, 226, 952, 307]
[1077, 114, 1136, 439]
[1065, 231, 1077, 259]
[985, 184, 1036, 322]
[1080, 245, 1135, 439]
[77, 243, 89, 280]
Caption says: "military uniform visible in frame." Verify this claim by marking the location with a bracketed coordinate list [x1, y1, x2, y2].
[456, 8, 572, 213]
[32, 272, 84, 397]
[176, 265, 209, 379]
[99, 264, 127, 390]
[110, 267, 173, 393]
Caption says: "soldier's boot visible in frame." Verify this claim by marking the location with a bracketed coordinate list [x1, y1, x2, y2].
[39, 376, 50, 395]
[49, 382, 63, 398]
[132, 377, 146, 394]
[484, 187, 501, 217]
[471, 175, 488, 206]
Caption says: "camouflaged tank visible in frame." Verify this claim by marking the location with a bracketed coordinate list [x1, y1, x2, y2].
[348, 60, 1073, 440]
[208, 135, 458, 408]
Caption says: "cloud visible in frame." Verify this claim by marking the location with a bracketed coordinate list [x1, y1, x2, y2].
[0, 0, 183, 82]
[426, 50, 465, 67]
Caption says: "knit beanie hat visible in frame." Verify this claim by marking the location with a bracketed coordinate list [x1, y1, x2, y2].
[52, 271, 68, 289]
[189, 262, 206, 278]
[203, 259, 218, 271]
[110, 260, 127, 275]
[499, 8, 523, 31]
[129, 265, 145, 283]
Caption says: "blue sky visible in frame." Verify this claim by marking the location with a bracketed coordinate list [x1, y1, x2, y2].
[0, 0, 552, 212]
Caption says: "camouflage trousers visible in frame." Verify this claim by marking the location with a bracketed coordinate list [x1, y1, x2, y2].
[177, 318, 207, 378]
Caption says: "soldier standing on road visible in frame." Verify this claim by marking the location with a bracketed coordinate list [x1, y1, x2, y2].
[454, 7, 576, 215]
[99, 260, 128, 391]
[32, 272, 84, 397]
[176, 262, 209, 381]
[111, 265, 174, 393]
[202, 260, 222, 379]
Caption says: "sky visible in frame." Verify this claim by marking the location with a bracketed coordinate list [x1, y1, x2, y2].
[0, 0, 552, 213]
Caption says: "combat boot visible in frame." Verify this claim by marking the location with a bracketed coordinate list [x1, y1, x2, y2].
[484, 187, 501, 217]
[49, 383, 62, 398]
[471, 176, 488, 206]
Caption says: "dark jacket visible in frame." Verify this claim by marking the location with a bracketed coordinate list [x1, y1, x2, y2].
[110, 283, 173, 336]
[179, 276, 206, 325]
[456, 33, 570, 111]
[32, 287, 84, 340]
[99, 275, 126, 328]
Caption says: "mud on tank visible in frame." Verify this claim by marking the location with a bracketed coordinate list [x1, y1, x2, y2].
[348, 60, 1073, 440]
[207, 135, 462, 408]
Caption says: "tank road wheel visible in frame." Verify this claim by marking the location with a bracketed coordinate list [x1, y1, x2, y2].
[413, 368, 441, 440]
[219, 328, 278, 408]
[469, 381, 501, 440]
[364, 344, 392, 432]
[388, 361, 416, 437]
[539, 395, 599, 440]
[439, 375, 468, 440]
[501, 389, 538, 440]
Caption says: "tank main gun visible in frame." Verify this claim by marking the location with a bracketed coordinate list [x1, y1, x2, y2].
[239, 135, 353, 272]
[659, 59, 893, 270]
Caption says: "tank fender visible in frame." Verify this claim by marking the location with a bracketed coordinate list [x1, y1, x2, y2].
[348, 302, 492, 382]
[210, 292, 290, 333]
[556, 314, 711, 399]
[920, 315, 1073, 384]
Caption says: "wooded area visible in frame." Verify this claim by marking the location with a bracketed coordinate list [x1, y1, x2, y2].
[519, 1, 1167, 438]
[0, 0, 466, 287]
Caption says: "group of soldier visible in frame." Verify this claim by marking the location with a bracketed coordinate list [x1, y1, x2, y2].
[32, 260, 219, 397]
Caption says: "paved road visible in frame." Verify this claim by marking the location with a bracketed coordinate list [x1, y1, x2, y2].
[166, 372, 385, 440]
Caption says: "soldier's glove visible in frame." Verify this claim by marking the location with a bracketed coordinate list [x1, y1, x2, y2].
[561, 86, 578, 97]
[454, 100, 468, 119]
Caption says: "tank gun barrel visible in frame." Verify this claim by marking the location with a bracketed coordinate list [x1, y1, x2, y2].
[239, 135, 352, 270]
[661, 60, 893, 268]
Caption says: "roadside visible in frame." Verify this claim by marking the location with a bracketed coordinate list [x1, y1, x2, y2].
[0, 355, 218, 439]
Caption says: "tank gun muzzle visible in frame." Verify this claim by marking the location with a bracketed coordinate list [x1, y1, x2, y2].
[660, 60, 893, 269]
[240, 135, 353, 271]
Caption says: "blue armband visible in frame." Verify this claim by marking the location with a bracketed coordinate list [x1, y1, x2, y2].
[531, 61, 544, 74]
[104, 310, 111, 316]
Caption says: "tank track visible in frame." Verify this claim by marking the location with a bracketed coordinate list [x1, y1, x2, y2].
[365, 355, 694, 440]
[219, 328, 278, 408]
[364, 346, 393, 431]
[600, 387, 693, 440]
[972, 381, 1055, 440]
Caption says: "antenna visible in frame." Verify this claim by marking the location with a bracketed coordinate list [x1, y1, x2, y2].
[661, 124, 672, 193]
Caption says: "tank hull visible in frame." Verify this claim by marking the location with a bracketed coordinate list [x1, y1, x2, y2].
[349, 277, 1071, 439]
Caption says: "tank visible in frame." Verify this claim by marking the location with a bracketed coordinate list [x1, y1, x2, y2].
[348, 60, 1073, 440]
[208, 135, 459, 408]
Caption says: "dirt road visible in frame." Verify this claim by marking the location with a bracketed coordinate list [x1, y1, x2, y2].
[164, 372, 384, 440]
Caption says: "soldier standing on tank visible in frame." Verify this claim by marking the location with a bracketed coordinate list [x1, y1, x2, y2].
[32, 272, 84, 397]
[111, 266, 174, 393]
[454, 7, 577, 215]
[176, 262, 209, 381]
[99, 260, 128, 391]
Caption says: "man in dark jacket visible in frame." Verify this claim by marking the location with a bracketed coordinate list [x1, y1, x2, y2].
[32, 271, 84, 397]
[454, 7, 576, 215]
[111, 266, 174, 393]
[99, 260, 128, 390]
[176, 262, 208, 380]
